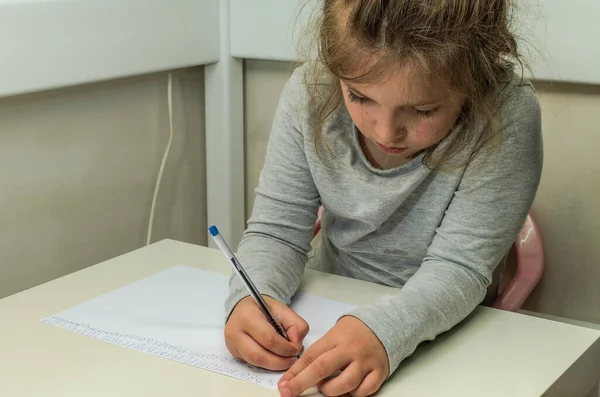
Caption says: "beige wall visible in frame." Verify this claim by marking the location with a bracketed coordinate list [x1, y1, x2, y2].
[244, 59, 600, 324]
[244, 60, 297, 218]
[0, 68, 207, 299]
[523, 81, 600, 323]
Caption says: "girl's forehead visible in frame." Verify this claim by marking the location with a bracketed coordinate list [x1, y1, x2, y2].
[343, 78, 445, 107]
[342, 60, 467, 107]
[343, 62, 449, 95]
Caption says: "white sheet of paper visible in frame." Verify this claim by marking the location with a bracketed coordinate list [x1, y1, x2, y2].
[40, 265, 357, 389]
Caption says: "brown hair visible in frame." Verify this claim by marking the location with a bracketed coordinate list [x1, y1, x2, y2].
[296, 0, 528, 168]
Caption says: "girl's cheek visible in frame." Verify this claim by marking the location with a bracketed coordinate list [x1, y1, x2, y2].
[411, 127, 437, 148]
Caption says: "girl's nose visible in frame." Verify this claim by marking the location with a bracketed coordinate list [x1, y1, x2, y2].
[374, 120, 407, 145]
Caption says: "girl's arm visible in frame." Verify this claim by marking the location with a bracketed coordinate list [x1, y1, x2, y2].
[347, 84, 544, 376]
[224, 69, 321, 319]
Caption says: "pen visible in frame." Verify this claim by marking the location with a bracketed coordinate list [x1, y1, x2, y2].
[208, 225, 291, 342]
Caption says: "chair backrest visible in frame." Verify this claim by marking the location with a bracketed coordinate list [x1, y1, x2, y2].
[312, 208, 544, 312]
[492, 213, 545, 311]
[313, 206, 323, 236]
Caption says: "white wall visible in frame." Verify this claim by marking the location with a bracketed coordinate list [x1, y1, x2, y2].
[0, 67, 207, 299]
[243, 59, 600, 325]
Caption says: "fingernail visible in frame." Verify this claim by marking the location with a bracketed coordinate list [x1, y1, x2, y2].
[279, 381, 288, 388]
[279, 388, 291, 397]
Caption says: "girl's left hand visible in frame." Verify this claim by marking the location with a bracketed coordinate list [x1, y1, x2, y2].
[277, 316, 389, 397]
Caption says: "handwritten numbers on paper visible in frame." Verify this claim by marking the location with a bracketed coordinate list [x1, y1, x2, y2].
[41, 315, 282, 389]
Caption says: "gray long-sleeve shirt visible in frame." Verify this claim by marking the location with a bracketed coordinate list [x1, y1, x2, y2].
[225, 62, 543, 375]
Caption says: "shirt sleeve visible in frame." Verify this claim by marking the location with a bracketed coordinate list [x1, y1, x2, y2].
[224, 69, 321, 319]
[347, 83, 544, 375]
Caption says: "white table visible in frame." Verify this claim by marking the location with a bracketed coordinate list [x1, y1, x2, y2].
[1, 239, 599, 396]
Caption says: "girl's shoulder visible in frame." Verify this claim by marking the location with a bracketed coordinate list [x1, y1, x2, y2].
[496, 74, 542, 155]
[471, 74, 543, 171]
[469, 73, 542, 148]
[437, 75, 542, 172]
[276, 61, 349, 143]
[492, 73, 542, 130]
[280, 61, 341, 116]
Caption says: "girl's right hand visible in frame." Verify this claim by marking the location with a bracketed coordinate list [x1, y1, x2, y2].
[225, 295, 309, 371]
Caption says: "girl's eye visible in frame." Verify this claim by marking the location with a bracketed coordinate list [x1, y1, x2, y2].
[347, 90, 370, 104]
[414, 108, 439, 118]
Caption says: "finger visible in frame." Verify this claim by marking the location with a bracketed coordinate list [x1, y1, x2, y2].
[244, 315, 300, 357]
[236, 333, 298, 371]
[349, 370, 383, 397]
[280, 349, 350, 397]
[278, 311, 309, 346]
[317, 362, 364, 397]
[224, 327, 245, 361]
[279, 338, 335, 386]
[286, 323, 309, 347]
[231, 348, 243, 361]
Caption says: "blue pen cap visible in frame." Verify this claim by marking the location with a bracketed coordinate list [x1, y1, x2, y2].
[208, 225, 219, 237]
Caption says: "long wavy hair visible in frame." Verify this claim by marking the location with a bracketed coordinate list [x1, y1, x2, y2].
[296, 0, 528, 168]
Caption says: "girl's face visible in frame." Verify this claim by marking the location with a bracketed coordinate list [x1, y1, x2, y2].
[340, 65, 465, 162]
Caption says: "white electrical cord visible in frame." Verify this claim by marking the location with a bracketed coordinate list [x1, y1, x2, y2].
[147, 72, 174, 246]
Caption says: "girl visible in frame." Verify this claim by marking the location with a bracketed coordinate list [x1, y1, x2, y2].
[224, 1, 543, 396]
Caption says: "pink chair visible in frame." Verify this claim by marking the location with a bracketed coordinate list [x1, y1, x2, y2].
[492, 213, 545, 311]
[312, 208, 544, 312]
